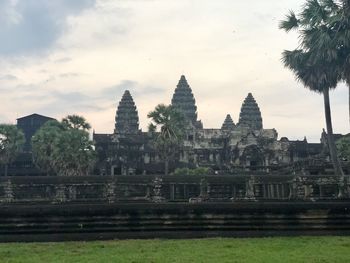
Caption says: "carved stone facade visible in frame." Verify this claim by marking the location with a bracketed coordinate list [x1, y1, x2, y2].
[114, 90, 140, 134]
[171, 75, 203, 129]
[94, 75, 332, 176]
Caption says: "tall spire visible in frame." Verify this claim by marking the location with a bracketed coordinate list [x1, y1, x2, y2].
[238, 93, 263, 130]
[115, 90, 139, 134]
[171, 75, 202, 128]
[221, 114, 235, 130]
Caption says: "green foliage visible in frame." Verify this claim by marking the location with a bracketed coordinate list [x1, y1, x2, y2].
[31, 120, 64, 175]
[32, 116, 96, 176]
[336, 135, 350, 160]
[281, 49, 339, 93]
[148, 104, 185, 140]
[0, 124, 25, 176]
[279, 10, 299, 32]
[62, 114, 91, 130]
[148, 104, 186, 175]
[173, 167, 210, 176]
[1, 237, 350, 262]
[280, 0, 350, 85]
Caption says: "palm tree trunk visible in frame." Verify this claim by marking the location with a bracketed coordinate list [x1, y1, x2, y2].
[323, 88, 344, 177]
[4, 164, 8, 177]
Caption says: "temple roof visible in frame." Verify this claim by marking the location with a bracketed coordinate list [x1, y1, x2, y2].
[238, 93, 263, 130]
[115, 90, 139, 134]
[17, 113, 55, 121]
[171, 75, 201, 128]
[221, 114, 235, 130]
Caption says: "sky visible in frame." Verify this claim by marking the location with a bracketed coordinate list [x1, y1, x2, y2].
[0, 0, 348, 142]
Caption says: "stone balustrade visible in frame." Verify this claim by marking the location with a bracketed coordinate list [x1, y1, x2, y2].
[0, 174, 346, 204]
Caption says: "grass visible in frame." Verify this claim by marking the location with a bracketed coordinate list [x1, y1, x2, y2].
[0, 236, 349, 262]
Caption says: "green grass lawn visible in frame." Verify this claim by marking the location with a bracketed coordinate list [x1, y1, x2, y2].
[0, 236, 349, 263]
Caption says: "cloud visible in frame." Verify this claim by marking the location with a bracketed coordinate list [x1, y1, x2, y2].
[100, 80, 138, 99]
[52, 90, 89, 101]
[100, 80, 166, 101]
[0, 0, 96, 56]
[0, 74, 17, 81]
[0, 0, 347, 141]
[53, 57, 72, 63]
[33, 89, 106, 116]
[59, 72, 81, 78]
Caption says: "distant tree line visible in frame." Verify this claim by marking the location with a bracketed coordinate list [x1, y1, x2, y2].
[0, 124, 25, 176]
[31, 115, 96, 176]
[0, 114, 96, 176]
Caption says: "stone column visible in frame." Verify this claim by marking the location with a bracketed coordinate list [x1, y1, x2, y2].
[281, 184, 285, 199]
[199, 178, 209, 201]
[184, 184, 188, 199]
[68, 185, 77, 201]
[230, 185, 237, 201]
[269, 184, 274, 199]
[152, 177, 165, 203]
[245, 177, 255, 200]
[105, 181, 116, 203]
[262, 184, 267, 199]
[54, 184, 66, 203]
[319, 185, 324, 199]
[3, 180, 14, 203]
[170, 184, 175, 201]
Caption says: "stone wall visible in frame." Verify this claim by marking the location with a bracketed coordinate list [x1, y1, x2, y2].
[0, 175, 349, 241]
[0, 174, 346, 204]
[2, 202, 350, 241]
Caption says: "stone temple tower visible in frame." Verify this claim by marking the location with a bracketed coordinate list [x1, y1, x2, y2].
[171, 75, 203, 128]
[115, 90, 139, 134]
[238, 93, 263, 130]
[221, 114, 235, 131]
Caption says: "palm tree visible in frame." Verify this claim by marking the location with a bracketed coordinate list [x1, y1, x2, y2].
[32, 120, 64, 176]
[280, 0, 350, 197]
[282, 49, 344, 177]
[62, 114, 91, 130]
[52, 128, 96, 176]
[32, 115, 96, 176]
[332, 1, 350, 126]
[0, 124, 25, 176]
[281, 0, 350, 126]
[147, 104, 185, 175]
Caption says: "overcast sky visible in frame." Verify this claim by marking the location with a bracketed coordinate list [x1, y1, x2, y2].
[0, 0, 348, 142]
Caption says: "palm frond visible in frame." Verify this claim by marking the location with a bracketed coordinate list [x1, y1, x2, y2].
[320, 0, 340, 12]
[279, 10, 300, 31]
[300, 0, 328, 27]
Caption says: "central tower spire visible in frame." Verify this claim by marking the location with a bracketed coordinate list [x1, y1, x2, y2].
[171, 75, 202, 128]
[114, 90, 139, 134]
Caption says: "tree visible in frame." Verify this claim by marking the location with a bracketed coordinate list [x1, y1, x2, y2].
[336, 135, 350, 161]
[51, 128, 96, 176]
[62, 114, 91, 130]
[280, 0, 350, 126]
[147, 104, 185, 175]
[31, 120, 64, 176]
[32, 115, 96, 176]
[280, 1, 345, 180]
[0, 124, 25, 176]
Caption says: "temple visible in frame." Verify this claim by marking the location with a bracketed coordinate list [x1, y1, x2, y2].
[114, 90, 140, 134]
[221, 114, 235, 131]
[93, 75, 344, 176]
[171, 75, 203, 129]
[3, 75, 347, 176]
[238, 93, 263, 130]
